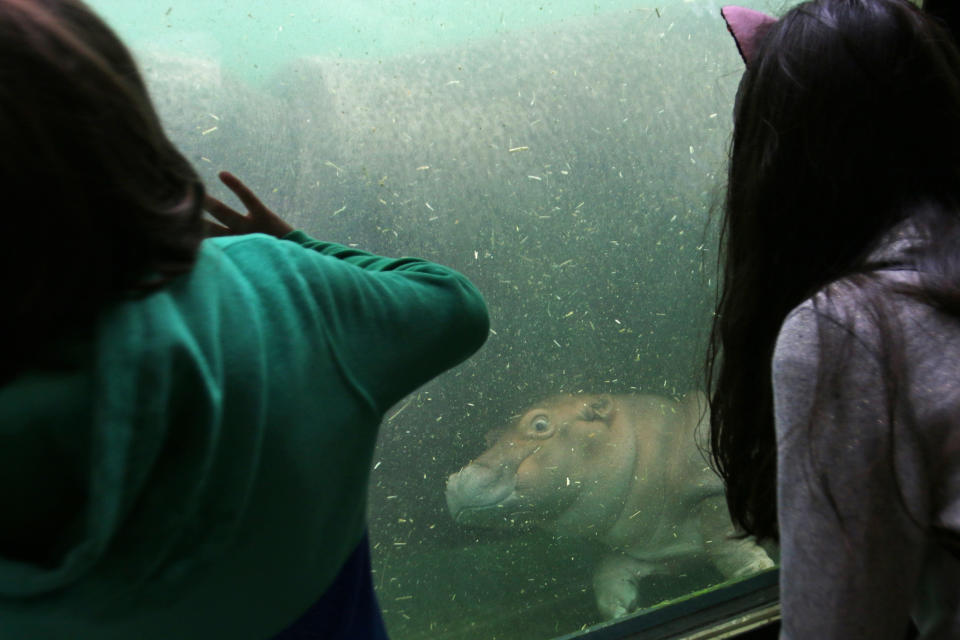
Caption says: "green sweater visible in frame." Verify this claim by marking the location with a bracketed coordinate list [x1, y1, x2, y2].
[0, 230, 489, 639]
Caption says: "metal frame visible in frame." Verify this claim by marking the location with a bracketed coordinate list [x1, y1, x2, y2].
[555, 570, 780, 640]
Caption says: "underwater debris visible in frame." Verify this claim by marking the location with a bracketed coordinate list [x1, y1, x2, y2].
[387, 398, 413, 422]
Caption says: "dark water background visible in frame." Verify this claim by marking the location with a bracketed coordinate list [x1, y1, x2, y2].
[88, 0, 764, 636]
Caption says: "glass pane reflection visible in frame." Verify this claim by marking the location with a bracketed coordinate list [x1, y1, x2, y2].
[87, 1, 784, 638]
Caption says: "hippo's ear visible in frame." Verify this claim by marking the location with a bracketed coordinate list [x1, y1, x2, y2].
[579, 395, 613, 422]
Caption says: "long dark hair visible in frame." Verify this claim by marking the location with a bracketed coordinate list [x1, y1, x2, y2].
[0, 0, 205, 381]
[706, 0, 960, 541]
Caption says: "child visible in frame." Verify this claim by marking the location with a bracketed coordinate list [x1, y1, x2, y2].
[710, 1, 960, 637]
[0, 1, 488, 638]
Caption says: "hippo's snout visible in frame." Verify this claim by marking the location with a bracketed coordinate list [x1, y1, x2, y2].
[445, 463, 519, 525]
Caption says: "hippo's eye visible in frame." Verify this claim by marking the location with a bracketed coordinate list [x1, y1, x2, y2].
[531, 415, 551, 434]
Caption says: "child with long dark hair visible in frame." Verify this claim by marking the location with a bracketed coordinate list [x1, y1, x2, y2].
[711, 0, 960, 636]
[0, 1, 488, 638]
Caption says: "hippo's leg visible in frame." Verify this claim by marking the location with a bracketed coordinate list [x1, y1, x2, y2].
[696, 496, 775, 578]
[592, 551, 660, 619]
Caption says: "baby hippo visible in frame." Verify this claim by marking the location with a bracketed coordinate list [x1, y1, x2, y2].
[445, 392, 774, 619]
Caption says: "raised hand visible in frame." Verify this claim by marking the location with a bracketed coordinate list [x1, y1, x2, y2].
[203, 171, 295, 238]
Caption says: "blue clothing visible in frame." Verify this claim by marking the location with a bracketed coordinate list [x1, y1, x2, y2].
[271, 532, 388, 640]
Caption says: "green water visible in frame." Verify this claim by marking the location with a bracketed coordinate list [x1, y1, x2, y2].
[86, 0, 732, 84]
[83, 1, 785, 638]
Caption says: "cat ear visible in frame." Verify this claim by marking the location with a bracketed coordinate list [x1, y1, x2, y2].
[721, 6, 777, 66]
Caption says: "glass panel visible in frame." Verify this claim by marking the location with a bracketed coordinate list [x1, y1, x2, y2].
[88, 1, 785, 638]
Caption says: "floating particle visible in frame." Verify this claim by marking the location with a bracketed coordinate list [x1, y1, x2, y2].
[387, 399, 412, 422]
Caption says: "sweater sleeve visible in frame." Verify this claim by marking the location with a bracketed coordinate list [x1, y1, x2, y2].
[772, 302, 927, 640]
[275, 229, 490, 412]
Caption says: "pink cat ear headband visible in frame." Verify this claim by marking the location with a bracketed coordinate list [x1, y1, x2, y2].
[721, 5, 777, 66]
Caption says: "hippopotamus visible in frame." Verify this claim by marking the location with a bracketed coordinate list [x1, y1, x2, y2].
[445, 392, 774, 619]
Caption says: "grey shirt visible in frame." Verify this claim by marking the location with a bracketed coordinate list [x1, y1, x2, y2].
[773, 230, 960, 639]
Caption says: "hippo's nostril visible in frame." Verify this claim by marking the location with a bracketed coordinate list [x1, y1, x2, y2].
[447, 463, 502, 494]
[445, 463, 518, 522]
